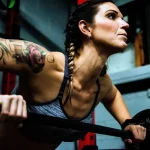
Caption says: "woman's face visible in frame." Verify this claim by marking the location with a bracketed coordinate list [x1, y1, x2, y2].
[91, 2, 129, 53]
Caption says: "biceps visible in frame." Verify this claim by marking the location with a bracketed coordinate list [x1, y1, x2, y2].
[0, 38, 47, 73]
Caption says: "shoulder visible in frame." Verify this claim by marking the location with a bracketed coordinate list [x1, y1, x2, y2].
[99, 74, 117, 103]
[45, 51, 66, 72]
[25, 40, 66, 69]
[99, 74, 112, 88]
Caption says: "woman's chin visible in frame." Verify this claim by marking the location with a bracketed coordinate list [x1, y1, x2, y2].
[116, 42, 128, 52]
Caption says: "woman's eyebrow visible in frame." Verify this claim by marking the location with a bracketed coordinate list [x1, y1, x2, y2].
[105, 10, 118, 14]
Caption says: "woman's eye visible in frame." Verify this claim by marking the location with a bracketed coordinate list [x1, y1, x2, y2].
[107, 13, 116, 20]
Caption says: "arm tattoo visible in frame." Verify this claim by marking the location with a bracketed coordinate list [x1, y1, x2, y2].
[13, 43, 47, 73]
[0, 42, 11, 64]
[0, 39, 54, 73]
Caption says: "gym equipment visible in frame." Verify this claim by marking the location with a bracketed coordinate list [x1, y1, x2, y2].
[19, 109, 150, 150]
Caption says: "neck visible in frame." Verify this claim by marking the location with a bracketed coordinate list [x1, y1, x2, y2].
[73, 44, 108, 89]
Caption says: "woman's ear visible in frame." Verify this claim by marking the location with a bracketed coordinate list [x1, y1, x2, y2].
[78, 20, 92, 38]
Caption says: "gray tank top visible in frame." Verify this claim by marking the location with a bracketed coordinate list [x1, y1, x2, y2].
[11, 55, 100, 142]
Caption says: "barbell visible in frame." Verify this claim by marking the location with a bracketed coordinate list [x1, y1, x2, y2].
[18, 109, 150, 150]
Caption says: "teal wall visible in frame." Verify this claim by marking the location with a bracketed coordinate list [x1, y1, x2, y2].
[19, 0, 69, 52]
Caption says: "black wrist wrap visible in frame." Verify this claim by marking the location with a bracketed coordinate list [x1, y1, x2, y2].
[121, 119, 136, 130]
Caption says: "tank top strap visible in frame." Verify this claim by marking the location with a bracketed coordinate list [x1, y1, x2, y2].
[90, 78, 101, 111]
[57, 55, 69, 97]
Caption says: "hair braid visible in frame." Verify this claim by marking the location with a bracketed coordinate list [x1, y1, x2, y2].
[64, 43, 75, 105]
[64, 18, 79, 105]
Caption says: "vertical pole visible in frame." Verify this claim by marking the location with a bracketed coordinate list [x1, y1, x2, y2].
[78, 112, 97, 150]
[1, 0, 20, 94]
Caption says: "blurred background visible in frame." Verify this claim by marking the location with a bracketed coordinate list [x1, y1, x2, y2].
[0, 0, 149, 149]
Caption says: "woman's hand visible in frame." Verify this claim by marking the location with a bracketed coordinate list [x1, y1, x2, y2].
[123, 124, 146, 144]
[0, 95, 27, 126]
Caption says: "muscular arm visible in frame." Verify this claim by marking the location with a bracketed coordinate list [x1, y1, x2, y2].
[0, 38, 54, 73]
[102, 75, 131, 125]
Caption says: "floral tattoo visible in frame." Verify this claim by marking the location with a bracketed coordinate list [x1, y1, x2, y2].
[13, 44, 47, 73]
[0, 38, 54, 73]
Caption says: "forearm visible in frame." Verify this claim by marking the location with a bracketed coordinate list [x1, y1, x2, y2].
[103, 90, 131, 125]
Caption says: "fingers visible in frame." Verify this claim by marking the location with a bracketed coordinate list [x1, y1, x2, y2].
[133, 125, 146, 141]
[141, 126, 146, 140]
[124, 124, 147, 144]
[9, 96, 18, 115]
[0, 95, 27, 125]
[1, 95, 11, 113]
[124, 139, 132, 144]
[22, 100, 27, 118]
[0, 95, 11, 122]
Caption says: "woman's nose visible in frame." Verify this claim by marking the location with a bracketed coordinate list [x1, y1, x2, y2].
[120, 20, 129, 29]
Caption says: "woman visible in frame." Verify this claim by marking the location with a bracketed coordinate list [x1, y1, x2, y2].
[0, 0, 146, 149]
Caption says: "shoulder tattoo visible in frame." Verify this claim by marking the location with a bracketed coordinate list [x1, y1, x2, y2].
[0, 39, 55, 73]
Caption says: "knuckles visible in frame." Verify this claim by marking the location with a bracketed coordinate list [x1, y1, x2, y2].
[0, 95, 27, 123]
[0, 94, 25, 102]
[125, 124, 146, 141]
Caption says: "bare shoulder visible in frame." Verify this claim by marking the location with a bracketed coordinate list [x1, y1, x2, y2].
[99, 74, 113, 91]
[23, 41, 65, 73]
[45, 51, 65, 72]
[99, 74, 112, 84]
[99, 74, 117, 103]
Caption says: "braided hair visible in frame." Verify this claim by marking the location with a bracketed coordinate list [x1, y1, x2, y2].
[64, 0, 113, 105]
